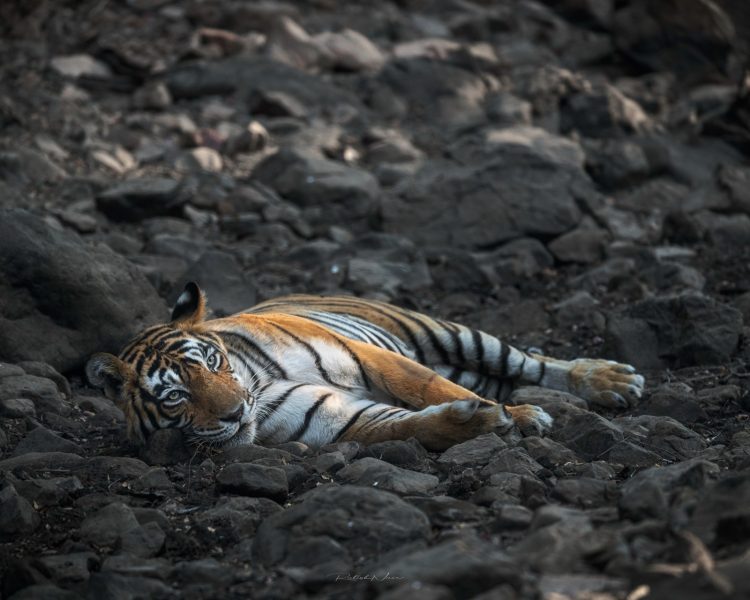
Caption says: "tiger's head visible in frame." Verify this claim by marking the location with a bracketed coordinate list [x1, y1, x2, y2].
[86, 282, 255, 447]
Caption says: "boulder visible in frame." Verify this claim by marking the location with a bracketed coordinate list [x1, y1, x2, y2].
[0, 209, 166, 372]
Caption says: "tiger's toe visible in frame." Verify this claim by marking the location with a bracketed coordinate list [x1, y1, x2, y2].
[505, 404, 553, 437]
[570, 359, 645, 409]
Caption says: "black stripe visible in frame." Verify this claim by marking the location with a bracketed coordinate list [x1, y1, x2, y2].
[444, 322, 466, 365]
[256, 383, 307, 427]
[268, 322, 339, 387]
[473, 330, 488, 375]
[219, 331, 288, 379]
[536, 360, 546, 385]
[446, 366, 459, 383]
[391, 308, 451, 365]
[330, 336, 370, 390]
[499, 344, 510, 378]
[291, 393, 331, 440]
[336, 402, 374, 439]
[276, 298, 428, 364]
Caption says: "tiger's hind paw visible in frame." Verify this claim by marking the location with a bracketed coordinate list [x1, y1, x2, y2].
[569, 359, 645, 409]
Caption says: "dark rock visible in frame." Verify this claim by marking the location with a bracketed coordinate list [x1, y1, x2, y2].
[548, 222, 609, 264]
[619, 459, 720, 520]
[130, 467, 174, 495]
[119, 521, 166, 558]
[139, 429, 192, 466]
[539, 574, 628, 599]
[492, 503, 534, 531]
[552, 477, 619, 508]
[0, 209, 165, 372]
[519, 436, 580, 469]
[96, 178, 186, 222]
[253, 148, 379, 231]
[377, 583, 453, 600]
[12, 427, 82, 456]
[406, 495, 487, 528]
[0, 397, 37, 418]
[7, 583, 80, 600]
[215, 463, 288, 502]
[0, 452, 84, 473]
[16, 362, 71, 398]
[221, 444, 294, 464]
[706, 213, 750, 250]
[0, 364, 25, 378]
[79, 502, 140, 547]
[481, 448, 546, 479]
[82, 457, 150, 480]
[689, 470, 750, 548]
[606, 292, 743, 369]
[613, 0, 741, 85]
[636, 382, 708, 424]
[361, 438, 431, 469]
[0, 482, 39, 538]
[560, 84, 652, 138]
[0, 375, 66, 415]
[583, 138, 651, 190]
[552, 409, 624, 461]
[383, 127, 586, 249]
[337, 457, 439, 495]
[375, 536, 520, 597]
[195, 497, 282, 539]
[615, 415, 706, 461]
[553, 291, 606, 331]
[252, 484, 430, 566]
[86, 572, 174, 599]
[74, 395, 124, 424]
[34, 552, 98, 587]
[312, 451, 347, 474]
[13, 476, 83, 508]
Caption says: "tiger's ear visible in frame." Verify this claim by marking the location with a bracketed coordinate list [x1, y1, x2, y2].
[86, 353, 130, 399]
[171, 281, 206, 326]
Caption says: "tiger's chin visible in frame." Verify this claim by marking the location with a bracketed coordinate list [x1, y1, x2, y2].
[218, 421, 257, 448]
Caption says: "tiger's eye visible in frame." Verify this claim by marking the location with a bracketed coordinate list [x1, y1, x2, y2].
[168, 391, 180, 401]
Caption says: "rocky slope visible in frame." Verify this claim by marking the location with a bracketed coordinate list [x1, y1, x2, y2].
[1, 1, 749, 599]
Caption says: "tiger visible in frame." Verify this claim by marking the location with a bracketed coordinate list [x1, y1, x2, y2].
[86, 282, 645, 452]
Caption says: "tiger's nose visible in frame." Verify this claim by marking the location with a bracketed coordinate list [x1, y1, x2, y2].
[221, 405, 244, 423]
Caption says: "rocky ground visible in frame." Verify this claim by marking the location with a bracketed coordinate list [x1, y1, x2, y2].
[1, 0, 750, 598]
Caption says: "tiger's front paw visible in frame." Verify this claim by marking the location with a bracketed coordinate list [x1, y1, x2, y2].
[505, 404, 553, 437]
[569, 359, 645, 409]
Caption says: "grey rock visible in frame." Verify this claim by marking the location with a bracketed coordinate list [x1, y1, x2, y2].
[0, 375, 66, 415]
[195, 497, 282, 539]
[83, 457, 150, 480]
[130, 467, 174, 495]
[561, 84, 651, 138]
[519, 436, 580, 469]
[689, 470, 750, 548]
[86, 572, 174, 600]
[119, 521, 166, 558]
[216, 463, 288, 502]
[96, 178, 186, 222]
[636, 382, 708, 424]
[0, 482, 40, 538]
[0, 452, 84, 472]
[254, 148, 379, 231]
[0, 397, 37, 419]
[73, 395, 124, 424]
[13, 476, 83, 508]
[493, 504, 534, 531]
[0, 363, 25, 378]
[35, 552, 98, 587]
[405, 496, 487, 527]
[312, 451, 347, 474]
[481, 447, 546, 479]
[553, 291, 606, 331]
[375, 536, 520, 597]
[613, 0, 740, 85]
[615, 415, 706, 461]
[552, 477, 619, 508]
[378, 583, 453, 600]
[7, 584, 80, 600]
[16, 362, 71, 398]
[619, 459, 720, 520]
[12, 427, 82, 456]
[252, 484, 430, 566]
[584, 138, 651, 189]
[169, 558, 234, 587]
[221, 444, 294, 464]
[552, 409, 624, 462]
[337, 457, 439, 495]
[0, 147, 67, 185]
[139, 429, 191, 466]
[79, 502, 140, 547]
[383, 128, 587, 249]
[548, 223, 608, 264]
[51, 54, 111, 78]
[361, 438, 430, 470]
[0, 209, 165, 372]
[606, 292, 743, 369]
